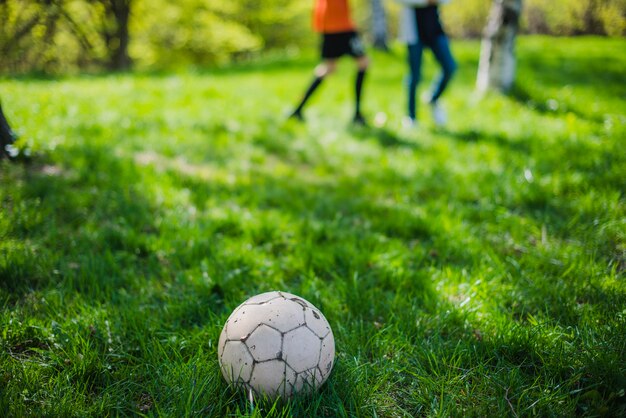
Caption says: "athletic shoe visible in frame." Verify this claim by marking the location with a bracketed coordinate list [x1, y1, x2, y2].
[352, 113, 368, 127]
[402, 116, 419, 129]
[1, 130, 17, 160]
[430, 102, 447, 127]
[4, 144, 19, 159]
[288, 110, 304, 122]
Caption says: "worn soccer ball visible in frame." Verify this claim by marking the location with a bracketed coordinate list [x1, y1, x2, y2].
[218, 291, 335, 399]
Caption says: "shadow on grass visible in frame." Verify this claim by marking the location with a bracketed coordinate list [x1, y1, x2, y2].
[0, 145, 160, 300]
[170, 167, 440, 310]
[351, 126, 422, 150]
[443, 128, 532, 154]
[519, 43, 626, 92]
[509, 84, 606, 125]
[1, 135, 444, 317]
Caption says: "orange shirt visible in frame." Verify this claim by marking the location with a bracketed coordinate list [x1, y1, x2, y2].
[313, 0, 356, 34]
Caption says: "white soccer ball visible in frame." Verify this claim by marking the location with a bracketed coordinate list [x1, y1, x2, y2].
[218, 291, 335, 399]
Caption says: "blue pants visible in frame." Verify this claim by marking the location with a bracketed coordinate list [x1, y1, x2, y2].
[406, 35, 457, 120]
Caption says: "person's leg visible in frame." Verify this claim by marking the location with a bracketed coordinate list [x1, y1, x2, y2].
[0, 103, 16, 158]
[353, 55, 369, 123]
[406, 41, 424, 121]
[291, 60, 337, 120]
[428, 35, 457, 104]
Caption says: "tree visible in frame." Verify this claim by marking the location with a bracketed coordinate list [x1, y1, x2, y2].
[476, 0, 523, 93]
[0, 0, 133, 73]
[48, 0, 134, 71]
[0, 0, 62, 73]
[370, 0, 389, 50]
[95, 0, 133, 70]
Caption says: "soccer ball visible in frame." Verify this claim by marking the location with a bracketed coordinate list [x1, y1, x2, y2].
[218, 291, 335, 399]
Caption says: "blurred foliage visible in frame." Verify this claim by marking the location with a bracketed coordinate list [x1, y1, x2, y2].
[130, 0, 262, 68]
[440, 0, 493, 38]
[524, 0, 626, 36]
[0, 0, 624, 74]
[0, 0, 102, 73]
[443, 0, 626, 38]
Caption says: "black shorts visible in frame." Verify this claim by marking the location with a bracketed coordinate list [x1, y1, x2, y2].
[321, 31, 366, 59]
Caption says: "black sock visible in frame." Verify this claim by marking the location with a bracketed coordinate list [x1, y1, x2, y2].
[355, 69, 366, 116]
[294, 76, 324, 115]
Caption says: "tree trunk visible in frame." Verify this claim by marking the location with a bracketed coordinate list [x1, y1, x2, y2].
[370, 0, 389, 51]
[104, 0, 132, 71]
[476, 0, 523, 93]
[0, 103, 16, 159]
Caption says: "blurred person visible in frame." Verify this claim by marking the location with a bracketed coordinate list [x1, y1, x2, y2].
[396, 0, 456, 127]
[0, 102, 17, 159]
[290, 0, 370, 125]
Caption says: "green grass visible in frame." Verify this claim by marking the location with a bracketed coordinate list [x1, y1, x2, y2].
[1, 36, 625, 417]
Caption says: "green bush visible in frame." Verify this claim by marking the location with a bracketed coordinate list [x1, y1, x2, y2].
[595, 0, 626, 35]
[0, 1, 104, 74]
[130, 0, 263, 68]
[230, 0, 311, 49]
[441, 0, 492, 38]
[440, 0, 626, 38]
[523, 0, 626, 36]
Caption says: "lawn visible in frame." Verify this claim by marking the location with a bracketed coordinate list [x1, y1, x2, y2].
[1, 36, 625, 417]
